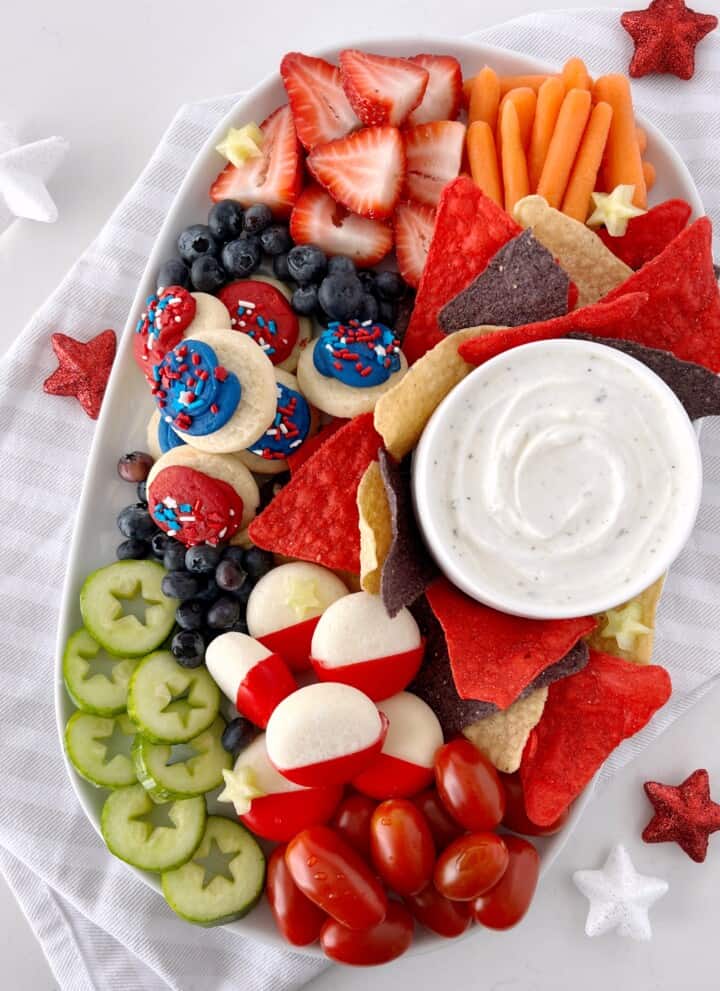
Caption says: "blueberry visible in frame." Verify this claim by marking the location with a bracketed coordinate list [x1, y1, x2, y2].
[207, 596, 241, 630]
[116, 538, 149, 560]
[375, 270, 406, 301]
[157, 258, 191, 291]
[185, 544, 221, 574]
[260, 224, 293, 257]
[222, 546, 247, 567]
[287, 244, 327, 286]
[190, 255, 226, 293]
[328, 255, 356, 276]
[273, 252, 292, 282]
[378, 299, 397, 326]
[231, 583, 253, 608]
[258, 473, 290, 510]
[243, 204, 273, 235]
[176, 599, 205, 630]
[230, 618, 250, 634]
[318, 273, 364, 321]
[177, 224, 219, 265]
[150, 532, 169, 559]
[136, 480, 148, 505]
[208, 200, 245, 243]
[117, 451, 154, 484]
[163, 539, 187, 572]
[117, 504, 156, 540]
[221, 716, 255, 755]
[243, 547, 274, 581]
[215, 558, 247, 593]
[194, 578, 221, 604]
[171, 630, 205, 668]
[222, 236, 261, 278]
[357, 293, 379, 323]
[357, 270, 378, 296]
[161, 571, 201, 600]
[291, 284, 319, 316]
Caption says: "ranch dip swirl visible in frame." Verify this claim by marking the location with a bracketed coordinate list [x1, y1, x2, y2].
[413, 339, 702, 618]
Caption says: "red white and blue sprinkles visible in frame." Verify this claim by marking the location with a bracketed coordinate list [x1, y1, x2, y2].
[151, 339, 241, 436]
[313, 320, 402, 388]
[248, 381, 311, 461]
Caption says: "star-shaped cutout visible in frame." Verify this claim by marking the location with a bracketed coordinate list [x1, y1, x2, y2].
[43, 329, 116, 420]
[587, 185, 647, 237]
[215, 123, 264, 167]
[621, 0, 718, 79]
[217, 765, 265, 816]
[601, 601, 652, 652]
[0, 122, 69, 235]
[573, 844, 668, 941]
[284, 576, 322, 621]
[643, 768, 720, 862]
[193, 838, 237, 889]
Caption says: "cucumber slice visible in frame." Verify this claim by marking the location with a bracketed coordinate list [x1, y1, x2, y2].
[80, 560, 178, 657]
[161, 816, 265, 926]
[133, 717, 232, 802]
[63, 628, 140, 715]
[65, 711, 137, 789]
[101, 784, 206, 872]
[128, 651, 220, 744]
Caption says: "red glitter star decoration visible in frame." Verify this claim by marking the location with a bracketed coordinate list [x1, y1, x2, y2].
[43, 329, 117, 420]
[621, 0, 718, 79]
[643, 768, 720, 862]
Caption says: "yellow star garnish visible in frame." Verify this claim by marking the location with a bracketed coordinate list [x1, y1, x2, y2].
[215, 123, 265, 167]
[601, 601, 652, 652]
[587, 184, 647, 237]
[217, 766, 265, 816]
[285, 576, 322, 621]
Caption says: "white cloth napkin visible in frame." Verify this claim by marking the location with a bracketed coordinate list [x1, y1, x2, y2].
[0, 9, 718, 990]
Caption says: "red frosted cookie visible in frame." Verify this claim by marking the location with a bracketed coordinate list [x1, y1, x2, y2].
[218, 277, 312, 371]
[133, 285, 196, 380]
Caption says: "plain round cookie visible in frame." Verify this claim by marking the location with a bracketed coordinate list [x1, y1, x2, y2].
[186, 292, 232, 334]
[170, 329, 276, 453]
[147, 445, 260, 530]
[297, 338, 408, 417]
[247, 562, 349, 638]
[236, 369, 319, 475]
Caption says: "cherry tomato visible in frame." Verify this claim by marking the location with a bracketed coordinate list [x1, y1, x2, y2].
[434, 832, 509, 901]
[434, 739, 505, 831]
[473, 835, 539, 930]
[404, 884, 472, 938]
[266, 846, 326, 946]
[500, 772, 570, 836]
[370, 799, 435, 896]
[320, 902, 414, 966]
[411, 788, 464, 850]
[285, 825, 387, 931]
[330, 793, 376, 859]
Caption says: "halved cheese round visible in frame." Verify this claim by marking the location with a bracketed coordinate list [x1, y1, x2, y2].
[205, 632, 296, 728]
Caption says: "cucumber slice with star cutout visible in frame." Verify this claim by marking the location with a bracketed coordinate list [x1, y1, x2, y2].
[80, 560, 178, 657]
[128, 651, 220, 744]
[132, 717, 232, 803]
[63, 627, 140, 715]
[65, 711, 138, 789]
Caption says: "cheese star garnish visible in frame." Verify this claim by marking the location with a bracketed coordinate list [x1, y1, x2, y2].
[601, 601, 652, 651]
[285, 576, 322, 621]
[217, 766, 265, 816]
[215, 123, 265, 167]
[587, 184, 647, 237]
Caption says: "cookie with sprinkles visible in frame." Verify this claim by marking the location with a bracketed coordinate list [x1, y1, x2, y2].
[186, 292, 232, 334]
[146, 409, 186, 461]
[237, 369, 319, 475]
[218, 276, 312, 372]
[133, 285, 196, 382]
[146, 446, 259, 547]
[297, 319, 408, 417]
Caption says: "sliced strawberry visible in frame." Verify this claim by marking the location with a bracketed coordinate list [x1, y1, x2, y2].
[307, 126, 405, 220]
[210, 105, 302, 218]
[290, 184, 393, 266]
[403, 121, 466, 208]
[394, 201, 436, 288]
[280, 52, 360, 150]
[407, 54, 463, 125]
[339, 50, 429, 127]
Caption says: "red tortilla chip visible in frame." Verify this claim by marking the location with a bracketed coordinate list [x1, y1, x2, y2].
[402, 178, 521, 364]
[597, 199, 692, 270]
[521, 650, 671, 826]
[425, 578, 596, 710]
[248, 413, 382, 573]
[286, 418, 348, 474]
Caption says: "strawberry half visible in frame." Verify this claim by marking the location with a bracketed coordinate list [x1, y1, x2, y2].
[281, 52, 360, 150]
[290, 184, 393, 267]
[394, 201, 436, 288]
[210, 105, 302, 218]
[339, 50, 429, 127]
[307, 126, 405, 220]
[407, 54, 463, 125]
[403, 120, 466, 208]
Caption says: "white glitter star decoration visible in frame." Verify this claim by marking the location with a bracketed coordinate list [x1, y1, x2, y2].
[573, 844, 668, 941]
[0, 122, 69, 236]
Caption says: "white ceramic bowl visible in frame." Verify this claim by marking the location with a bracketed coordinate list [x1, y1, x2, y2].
[54, 36, 705, 956]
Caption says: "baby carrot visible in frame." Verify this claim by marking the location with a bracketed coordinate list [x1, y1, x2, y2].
[463, 76, 473, 105]
[642, 160, 656, 191]
[468, 67, 501, 131]
[527, 77, 565, 191]
[561, 57, 592, 92]
[561, 101, 614, 221]
[500, 100, 530, 213]
[499, 88, 537, 150]
[593, 74, 647, 208]
[467, 121, 503, 205]
[536, 88, 592, 209]
[499, 73, 551, 95]
[636, 126, 648, 155]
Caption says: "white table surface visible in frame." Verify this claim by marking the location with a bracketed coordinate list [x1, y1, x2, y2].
[2, 1, 719, 988]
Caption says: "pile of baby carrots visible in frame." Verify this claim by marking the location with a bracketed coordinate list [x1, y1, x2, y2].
[462, 58, 652, 220]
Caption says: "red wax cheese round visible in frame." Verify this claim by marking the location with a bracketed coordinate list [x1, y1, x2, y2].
[205, 632, 296, 728]
[310, 591, 424, 700]
[265, 683, 388, 787]
[219, 279, 300, 366]
[247, 562, 349, 672]
[352, 692, 443, 799]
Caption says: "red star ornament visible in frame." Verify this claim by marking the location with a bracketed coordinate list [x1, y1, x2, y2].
[43, 329, 117, 420]
[621, 0, 718, 80]
[643, 768, 720, 862]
